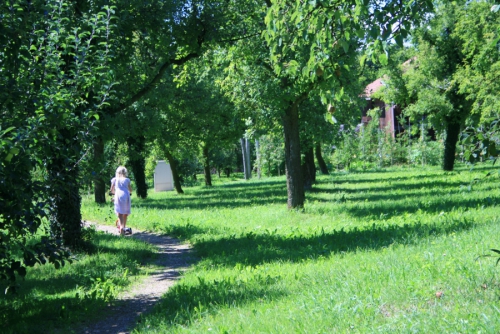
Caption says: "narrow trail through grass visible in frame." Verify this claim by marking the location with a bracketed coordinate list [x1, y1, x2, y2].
[77, 223, 195, 334]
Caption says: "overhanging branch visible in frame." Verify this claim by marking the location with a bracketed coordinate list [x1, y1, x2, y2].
[113, 52, 200, 114]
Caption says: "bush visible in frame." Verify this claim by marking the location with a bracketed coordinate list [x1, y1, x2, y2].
[408, 139, 444, 166]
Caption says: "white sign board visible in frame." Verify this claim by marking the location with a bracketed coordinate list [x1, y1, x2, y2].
[154, 160, 174, 192]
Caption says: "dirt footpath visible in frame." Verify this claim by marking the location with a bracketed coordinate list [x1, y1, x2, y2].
[78, 222, 194, 334]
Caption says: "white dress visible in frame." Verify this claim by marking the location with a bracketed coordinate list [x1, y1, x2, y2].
[111, 177, 131, 215]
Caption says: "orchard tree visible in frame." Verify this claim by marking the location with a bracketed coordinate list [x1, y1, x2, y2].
[399, 1, 472, 170]
[218, 0, 432, 208]
[0, 0, 116, 287]
[173, 57, 245, 186]
[89, 0, 209, 202]
[381, 0, 497, 170]
[90, 0, 268, 201]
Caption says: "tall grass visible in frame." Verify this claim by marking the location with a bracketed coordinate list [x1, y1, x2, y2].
[81, 163, 500, 333]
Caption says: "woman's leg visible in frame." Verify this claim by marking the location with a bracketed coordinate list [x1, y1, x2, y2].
[118, 213, 125, 234]
[122, 214, 128, 229]
[115, 212, 120, 230]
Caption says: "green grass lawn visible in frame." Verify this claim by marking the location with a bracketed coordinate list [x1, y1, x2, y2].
[81, 163, 500, 333]
[5, 163, 500, 333]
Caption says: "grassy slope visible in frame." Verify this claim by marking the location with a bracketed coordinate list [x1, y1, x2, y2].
[79, 164, 500, 332]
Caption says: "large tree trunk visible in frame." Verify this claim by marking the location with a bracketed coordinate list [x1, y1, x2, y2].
[164, 149, 184, 194]
[93, 136, 106, 203]
[315, 143, 329, 175]
[282, 101, 305, 209]
[302, 145, 316, 191]
[443, 117, 461, 171]
[127, 135, 148, 199]
[202, 143, 212, 186]
[48, 131, 83, 249]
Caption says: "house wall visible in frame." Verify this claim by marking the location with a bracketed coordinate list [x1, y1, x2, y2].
[361, 99, 405, 138]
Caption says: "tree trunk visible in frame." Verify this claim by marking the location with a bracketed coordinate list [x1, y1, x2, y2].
[443, 117, 461, 171]
[240, 138, 251, 180]
[93, 136, 106, 203]
[235, 145, 243, 175]
[164, 149, 184, 194]
[127, 135, 148, 199]
[240, 138, 247, 178]
[315, 143, 329, 175]
[246, 138, 251, 178]
[302, 145, 316, 191]
[202, 143, 212, 186]
[255, 139, 261, 179]
[48, 131, 83, 249]
[282, 101, 305, 209]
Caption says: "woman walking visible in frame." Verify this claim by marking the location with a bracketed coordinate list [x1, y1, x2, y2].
[110, 166, 133, 235]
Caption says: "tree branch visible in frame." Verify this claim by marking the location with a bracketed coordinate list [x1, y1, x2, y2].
[112, 21, 207, 115]
[113, 52, 200, 113]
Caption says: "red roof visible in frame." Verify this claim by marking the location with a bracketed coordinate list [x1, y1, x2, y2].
[363, 78, 384, 98]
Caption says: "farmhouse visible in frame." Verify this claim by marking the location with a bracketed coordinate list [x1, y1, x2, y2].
[359, 77, 405, 138]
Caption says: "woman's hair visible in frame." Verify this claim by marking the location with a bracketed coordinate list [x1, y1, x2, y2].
[115, 166, 128, 179]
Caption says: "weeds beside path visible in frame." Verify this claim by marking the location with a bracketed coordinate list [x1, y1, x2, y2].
[78, 222, 195, 334]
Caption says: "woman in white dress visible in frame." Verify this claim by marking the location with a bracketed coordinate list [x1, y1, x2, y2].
[110, 166, 133, 235]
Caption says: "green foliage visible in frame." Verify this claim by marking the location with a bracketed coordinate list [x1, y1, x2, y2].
[257, 134, 285, 177]
[264, 0, 433, 105]
[376, 0, 492, 171]
[85, 272, 126, 302]
[330, 115, 444, 170]
[408, 140, 444, 166]
[461, 116, 500, 164]
[454, 1, 500, 122]
[0, 0, 117, 288]
[330, 130, 359, 170]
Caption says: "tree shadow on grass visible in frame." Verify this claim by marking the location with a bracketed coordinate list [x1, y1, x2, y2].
[136, 212, 479, 330]
[344, 193, 499, 220]
[141, 165, 497, 212]
[138, 272, 287, 329]
[311, 180, 464, 195]
[316, 170, 450, 185]
[0, 295, 107, 334]
[138, 181, 288, 211]
[0, 232, 157, 333]
[180, 216, 477, 268]
[139, 174, 454, 211]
